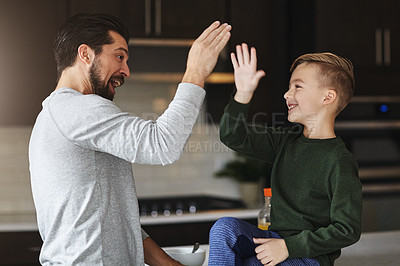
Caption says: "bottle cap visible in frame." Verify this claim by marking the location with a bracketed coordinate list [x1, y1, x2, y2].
[264, 188, 272, 197]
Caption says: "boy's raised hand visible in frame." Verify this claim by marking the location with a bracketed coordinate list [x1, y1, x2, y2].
[231, 43, 265, 104]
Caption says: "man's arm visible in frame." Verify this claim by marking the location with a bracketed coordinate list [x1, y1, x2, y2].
[143, 237, 183, 266]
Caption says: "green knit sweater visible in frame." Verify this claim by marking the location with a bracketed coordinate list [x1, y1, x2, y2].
[220, 97, 362, 266]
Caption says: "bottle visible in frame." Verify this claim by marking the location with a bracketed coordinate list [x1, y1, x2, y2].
[258, 188, 272, 230]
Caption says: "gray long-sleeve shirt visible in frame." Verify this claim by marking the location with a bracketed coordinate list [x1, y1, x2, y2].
[29, 83, 205, 265]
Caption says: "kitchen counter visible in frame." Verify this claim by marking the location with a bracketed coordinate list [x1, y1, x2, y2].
[140, 208, 259, 225]
[0, 214, 38, 232]
[0, 209, 259, 232]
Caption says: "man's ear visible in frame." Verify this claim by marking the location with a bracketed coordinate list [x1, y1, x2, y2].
[323, 89, 337, 105]
[77, 44, 95, 65]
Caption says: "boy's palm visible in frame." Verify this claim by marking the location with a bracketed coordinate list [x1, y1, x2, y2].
[231, 43, 265, 103]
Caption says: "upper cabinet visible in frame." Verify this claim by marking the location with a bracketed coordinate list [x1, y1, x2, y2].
[289, 0, 400, 97]
[70, 0, 228, 39]
[315, 0, 400, 69]
[122, 0, 229, 38]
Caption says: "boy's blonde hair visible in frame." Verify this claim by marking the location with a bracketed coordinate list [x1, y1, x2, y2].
[290, 52, 355, 114]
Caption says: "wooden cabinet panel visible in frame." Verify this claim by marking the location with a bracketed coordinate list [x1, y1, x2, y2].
[121, 0, 228, 38]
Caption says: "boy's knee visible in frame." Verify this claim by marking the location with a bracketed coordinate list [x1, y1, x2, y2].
[211, 217, 241, 234]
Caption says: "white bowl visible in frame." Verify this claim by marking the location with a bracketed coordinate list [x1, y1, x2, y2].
[164, 247, 206, 266]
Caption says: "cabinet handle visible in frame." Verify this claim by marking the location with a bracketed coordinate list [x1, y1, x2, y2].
[155, 0, 162, 36]
[145, 0, 152, 35]
[375, 28, 383, 66]
[384, 29, 391, 66]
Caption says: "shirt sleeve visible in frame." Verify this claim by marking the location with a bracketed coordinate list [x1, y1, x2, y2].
[47, 83, 205, 165]
[141, 228, 149, 241]
[284, 154, 362, 259]
[219, 96, 284, 164]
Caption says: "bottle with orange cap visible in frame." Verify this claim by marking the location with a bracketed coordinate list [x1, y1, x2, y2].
[258, 188, 272, 230]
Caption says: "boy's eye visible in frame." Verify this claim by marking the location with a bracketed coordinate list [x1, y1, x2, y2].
[117, 55, 124, 60]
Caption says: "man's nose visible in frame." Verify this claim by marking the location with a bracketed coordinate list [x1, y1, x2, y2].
[121, 63, 130, 78]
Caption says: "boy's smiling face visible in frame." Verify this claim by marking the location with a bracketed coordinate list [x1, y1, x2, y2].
[284, 63, 328, 125]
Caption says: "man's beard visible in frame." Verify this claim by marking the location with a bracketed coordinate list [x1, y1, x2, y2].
[89, 58, 124, 101]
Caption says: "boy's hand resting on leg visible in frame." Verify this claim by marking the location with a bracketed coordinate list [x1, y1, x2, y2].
[253, 238, 289, 266]
[231, 43, 265, 104]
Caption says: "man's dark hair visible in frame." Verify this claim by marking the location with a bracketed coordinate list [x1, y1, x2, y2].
[54, 13, 129, 81]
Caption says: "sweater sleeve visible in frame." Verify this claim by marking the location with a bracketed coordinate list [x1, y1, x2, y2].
[284, 154, 362, 260]
[47, 83, 205, 165]
[219, 96, 281, 163]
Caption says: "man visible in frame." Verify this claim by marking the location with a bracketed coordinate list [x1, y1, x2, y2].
[29, 13, 231, 265]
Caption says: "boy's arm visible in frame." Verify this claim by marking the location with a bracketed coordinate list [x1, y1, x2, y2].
[220, 43, 276, 161]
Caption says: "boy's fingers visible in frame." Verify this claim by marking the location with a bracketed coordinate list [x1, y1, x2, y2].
[255, 70, 266, 81]
[242, 43, 250, 64]
[236, 45, 244, 65]
[253, 238, 269, 244]
[231, 52, 239, 69]
[251, 47, 258, 67]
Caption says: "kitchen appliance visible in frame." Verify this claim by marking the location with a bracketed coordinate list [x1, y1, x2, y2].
[138, 195, 245, 218]
[336, 96, 400, 231]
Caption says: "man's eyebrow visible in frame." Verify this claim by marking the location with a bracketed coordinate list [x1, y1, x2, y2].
[115, 47, 129, 56]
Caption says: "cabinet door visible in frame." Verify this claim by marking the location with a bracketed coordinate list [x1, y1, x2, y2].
[381, 0, 400, 67]
[69, 0, 124, 18]
[121, 0, 148, 37]
[315, 0, 382, 68]
[158, 0, 228, 38]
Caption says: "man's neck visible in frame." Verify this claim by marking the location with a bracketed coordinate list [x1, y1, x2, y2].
[55, 67, 92, 95]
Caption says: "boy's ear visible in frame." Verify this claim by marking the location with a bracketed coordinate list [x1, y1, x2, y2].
[77, 44, 95, 65]
[323, 89, 337, 105]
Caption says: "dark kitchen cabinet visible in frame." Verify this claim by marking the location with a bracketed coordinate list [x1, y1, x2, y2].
[315, 0, 400, 68]
[206, 0, 290, 124]
[71, 0, 228, 39]
[122, 0, 229, 38]
[0, 231, 42, 265]
[291, 0, 400, 96]
[69, 0, 125, 18]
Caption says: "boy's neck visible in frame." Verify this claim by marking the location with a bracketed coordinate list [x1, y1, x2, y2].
[302, 116, 336, 139]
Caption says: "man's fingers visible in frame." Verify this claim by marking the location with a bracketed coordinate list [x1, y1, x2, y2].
[209, 24, 232, 50]
[204, 22, 230, 44]
[196, 21, 221, 42]
[213, 30, 231, 54]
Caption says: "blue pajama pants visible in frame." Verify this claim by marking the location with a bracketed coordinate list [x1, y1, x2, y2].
[208, 217, 320, 266]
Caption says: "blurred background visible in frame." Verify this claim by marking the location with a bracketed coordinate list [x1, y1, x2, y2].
[0, 0, 399, 264]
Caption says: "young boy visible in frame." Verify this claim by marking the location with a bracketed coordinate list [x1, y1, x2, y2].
[208, 44, 362, 266]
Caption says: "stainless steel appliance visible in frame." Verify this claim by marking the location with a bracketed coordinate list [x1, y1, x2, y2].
[336, 96, 400, 231]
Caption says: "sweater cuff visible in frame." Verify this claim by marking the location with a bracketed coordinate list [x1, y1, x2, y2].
[224, 95, 251, 119]
[176, 83, 206, 107]
[284, 234, 310, 258]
